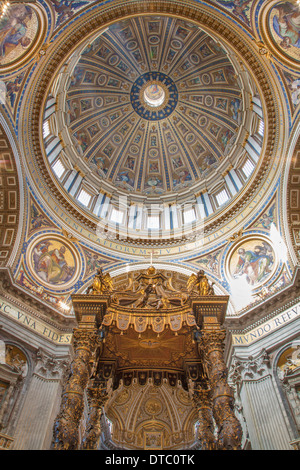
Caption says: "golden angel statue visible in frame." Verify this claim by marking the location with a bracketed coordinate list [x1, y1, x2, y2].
[86, 268, 113, 294]
[187, 270, 215, 296]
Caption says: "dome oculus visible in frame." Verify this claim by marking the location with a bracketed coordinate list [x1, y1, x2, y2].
[131, 72, 178, 120]
[143, 83, 166, 107]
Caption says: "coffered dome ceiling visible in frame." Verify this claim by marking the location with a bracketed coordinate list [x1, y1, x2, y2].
[47, 15, 261, 221]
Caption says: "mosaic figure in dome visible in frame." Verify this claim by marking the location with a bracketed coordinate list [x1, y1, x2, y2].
[116, 171, 134, 189]
[173, 169, 192, 188]
[32, 239, 75, 285]
[214, 0, 253, 26]
[0, 5, 35, 65]
[4, 72, 25, 109]
[50, 1, 96, 28]
[272, 2, 300, 50]
[232, 241, 274, 286]
[282, 71, 300, 108]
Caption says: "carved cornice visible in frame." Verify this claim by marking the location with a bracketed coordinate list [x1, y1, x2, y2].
[191, 295, 229, 328]
[71, 293, 111, 328]
[286, 136, 300, 263]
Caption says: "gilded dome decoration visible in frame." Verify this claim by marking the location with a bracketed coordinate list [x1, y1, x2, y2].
[0, 3, 47, 73]
[42, 15, 264, 240]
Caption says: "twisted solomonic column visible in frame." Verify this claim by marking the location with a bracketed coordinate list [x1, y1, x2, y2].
[192, 386, 216, 450]
[200, 329, 242, 450]
[81, 381, 110, 450]
[52, 329, 100, 450]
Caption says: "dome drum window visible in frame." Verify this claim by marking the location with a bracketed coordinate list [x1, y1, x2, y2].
[52, 159, 66, 179]
[215, 189, 230, 207]
[77, 188, 92, 207]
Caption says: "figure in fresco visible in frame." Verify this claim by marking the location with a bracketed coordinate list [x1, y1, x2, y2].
[30, 204, 52, 231]
[233, 241, 274, 285]
[230, 98, 242, 121]
[255, 204, 275, 229]
[214, 0, 253, 26]
[272, 2, 300, 50]
[73, 130, 89, 154]
[85, 250, 105, 275]
[145, 175, 162, 188]
[4, 73, 25, 109]
[197, 252, 220, 274]
[92, 155, 108, 176]
[116, 171, 134, 188]
[283, 71, 300, 107]
[0, 5, 34, 61]
[50, 1, 96, 27]
[173, 169, 192, 187]
[33, 241, 75, 285]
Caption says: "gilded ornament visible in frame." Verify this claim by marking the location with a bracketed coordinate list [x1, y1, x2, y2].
[187, 270, 215, 296]
[86, 268, 113, 294]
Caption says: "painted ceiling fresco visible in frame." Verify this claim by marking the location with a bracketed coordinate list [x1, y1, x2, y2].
[268, 2, 300, 63]
[63, 17, 244, 197]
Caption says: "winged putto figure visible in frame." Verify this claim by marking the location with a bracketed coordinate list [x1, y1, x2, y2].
[187, 270, 215, 296]
[86, 268, 113, 294]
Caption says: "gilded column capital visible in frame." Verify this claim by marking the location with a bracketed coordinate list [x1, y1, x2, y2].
[87, 383, 109, 408]
[72, 328, 100, 351]
[192, 386, 211, 408]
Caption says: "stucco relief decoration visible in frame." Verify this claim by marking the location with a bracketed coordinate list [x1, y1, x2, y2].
[4, 344, 28, 376]
[0, 3, 46, 72]
[277, 345, 300, 379]
[276, 345, 300, 429]
[267, 2, 300, 63]
[28, 235, 81, 290]
[226, 236, 276, 287]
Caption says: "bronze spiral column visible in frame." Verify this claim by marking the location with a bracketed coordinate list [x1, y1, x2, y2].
[192, 386, 216, 450]
[200, 329, 242, 450]
[81, 381, 108, 450]
[52, 328, 100, 450]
